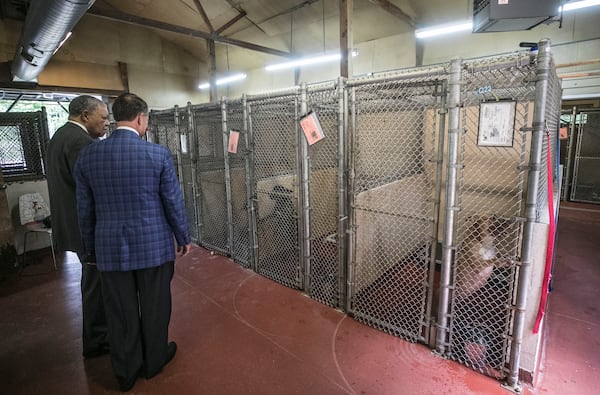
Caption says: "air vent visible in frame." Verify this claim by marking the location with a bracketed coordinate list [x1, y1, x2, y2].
[473, 0, 561, 33]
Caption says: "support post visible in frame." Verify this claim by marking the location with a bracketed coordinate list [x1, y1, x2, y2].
[436, 57, 462, 355]
[507, 38, 553, 391]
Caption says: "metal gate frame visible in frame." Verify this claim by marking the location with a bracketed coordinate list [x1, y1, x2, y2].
[436, 39, 561, 389]
[345, 65, 447, 344]
[570, 109, 600, 203]
[147, 38, 561, 392]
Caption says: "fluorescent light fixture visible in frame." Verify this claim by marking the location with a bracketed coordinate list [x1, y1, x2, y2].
[265, 50, 358, 71]
[415, 22, 473, 39]
[560, 0, 600, 11]
[198, 72, 247, 89]
[53, 31, 72, 55]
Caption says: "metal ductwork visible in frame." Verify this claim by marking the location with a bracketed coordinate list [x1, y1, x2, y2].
[11, 0, 95, 81]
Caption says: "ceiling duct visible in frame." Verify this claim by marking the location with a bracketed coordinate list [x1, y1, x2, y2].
[473, 0, 561, 33]
[11, 0, 95, 81]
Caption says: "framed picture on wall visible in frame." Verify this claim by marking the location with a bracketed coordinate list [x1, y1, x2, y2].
[477, 100, 516, 147]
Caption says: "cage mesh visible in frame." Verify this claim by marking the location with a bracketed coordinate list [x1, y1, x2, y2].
[248, 94, 300, 289]
[225, 101, 251, 266]
[178, 110, 199, 243]
[148, 109, 198, 243]
[192, 105, 229, 254]
[142, 45, 562, 384]
[347, 74, 443, 342]
[570, 111, 600, 203]
[306, 85, 341, 307]
[448, 53, 536, 378]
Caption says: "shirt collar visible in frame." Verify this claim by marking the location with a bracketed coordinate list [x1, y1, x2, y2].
[118, 126, 140, 136]
[67, 120, 88, 133]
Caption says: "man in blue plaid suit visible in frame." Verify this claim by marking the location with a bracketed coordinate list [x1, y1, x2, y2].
[75, 93, 191, 392]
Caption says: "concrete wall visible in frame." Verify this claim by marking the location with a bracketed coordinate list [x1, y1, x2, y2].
[353, 173, 431, 291]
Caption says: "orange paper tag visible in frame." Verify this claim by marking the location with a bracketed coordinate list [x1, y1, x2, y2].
[228, 130, 240, 153]
[559, 127, 568, 140]
[299, 111, 325, 145]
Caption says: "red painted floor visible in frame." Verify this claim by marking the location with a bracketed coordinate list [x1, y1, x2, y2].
[0, 202, 598, 394]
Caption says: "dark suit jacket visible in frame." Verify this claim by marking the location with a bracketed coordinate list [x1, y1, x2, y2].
[74, 129, 190, 272]
[46, 121, 95, 253]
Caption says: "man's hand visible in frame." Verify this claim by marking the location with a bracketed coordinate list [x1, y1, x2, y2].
[177, 243, 192, 257]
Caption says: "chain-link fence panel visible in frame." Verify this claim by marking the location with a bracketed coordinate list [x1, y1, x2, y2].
[248, 92, 300, 289]
[179, 107, 199, 243]
[447, 53, 537, 378]
[148, 109, 179, 171]
[0, 111, 49, 182]
[224, 100, 251, 266]
[148, 108, 198, 242]
[538, 58, 562, 217]
[347, 69, 445, 342]
[570, 110, 600, 203]
[191, 104, 229, 254]
[306, 82, 343, 307]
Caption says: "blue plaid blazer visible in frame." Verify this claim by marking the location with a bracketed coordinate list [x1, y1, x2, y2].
[74, 129, 190, 272]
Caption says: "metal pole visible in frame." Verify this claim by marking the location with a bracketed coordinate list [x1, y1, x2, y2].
[426, 80, 447, 346]
[187, 102, 201, 245]
[345, 86, 356, 313]
[337, 76, 348, 309]
[174, 105, 185, 198]
[299, 83, 311, 291]
[246, 99, 259, 272]
[570, 114, 585, 201]
[40, 106, 50, 172]
[563, 106, 577, 201]
[507, 38, 553, 390]
[436, 57, 462, 355]
[242, 95, 257, 270]
[221, 98, 235, 256]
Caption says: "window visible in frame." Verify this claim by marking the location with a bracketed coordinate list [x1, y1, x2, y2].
[0, 111, 49, 182]
[0, 125, 26, 166]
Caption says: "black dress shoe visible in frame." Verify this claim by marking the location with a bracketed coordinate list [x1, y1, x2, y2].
[118, 372, 138, 392]
[145, 341, 177, 379]
[165, 341, 177, 366]
[83, 344, 110, 359]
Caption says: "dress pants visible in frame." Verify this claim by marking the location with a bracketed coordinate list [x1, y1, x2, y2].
[100, 261, 175, 385]
[77, 252, 109, 355]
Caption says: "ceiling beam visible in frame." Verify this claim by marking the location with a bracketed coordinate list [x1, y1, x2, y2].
[223, 0, 266, 35]
[256, 0, 320, 26]
[192, 0, 214, 32]
[215, 11, 247, 34]
[87, 7, 294, 59]
[368, 0, 415, 28]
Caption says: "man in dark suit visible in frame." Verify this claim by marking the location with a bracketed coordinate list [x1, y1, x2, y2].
[46, 95, 110, 358]
[74, 92, 191, 392]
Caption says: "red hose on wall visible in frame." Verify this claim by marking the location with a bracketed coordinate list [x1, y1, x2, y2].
[533, 129, 556, 334]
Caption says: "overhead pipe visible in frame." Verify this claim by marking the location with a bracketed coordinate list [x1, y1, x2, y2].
[11, 0, 95, 81]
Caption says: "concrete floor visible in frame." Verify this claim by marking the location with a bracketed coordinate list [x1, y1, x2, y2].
[0, 202, 598, 394]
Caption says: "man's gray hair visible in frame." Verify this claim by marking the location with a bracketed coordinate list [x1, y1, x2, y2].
[68, 95, 105, 117]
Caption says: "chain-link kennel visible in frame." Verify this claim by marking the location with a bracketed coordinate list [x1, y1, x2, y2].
[346, 67, 446, 342]
[146, 40, 561, 389]
[223, 99, 252, 266]
[247, 91, 301, 289]
[571, 110, 600, 203]
[190, 104, 229, 254]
